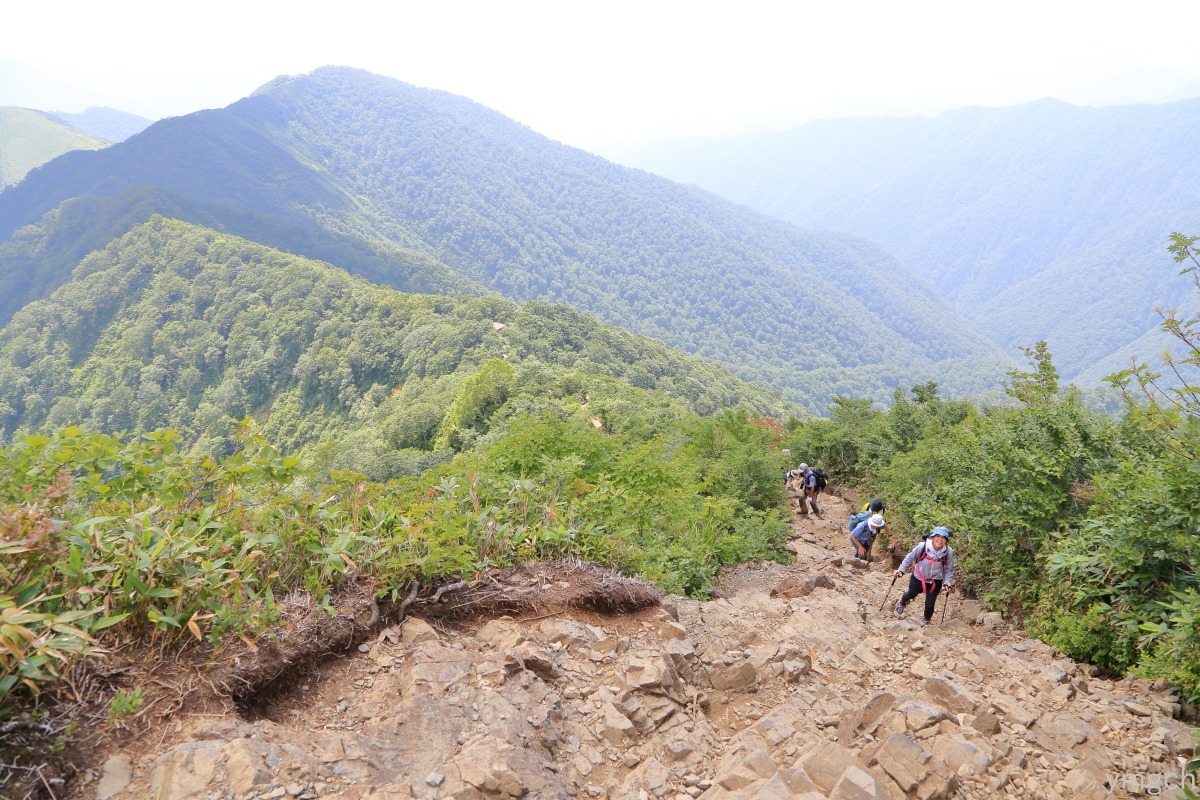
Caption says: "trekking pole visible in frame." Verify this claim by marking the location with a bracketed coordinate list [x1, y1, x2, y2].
[941, 585, 952, 624]
[878, 573, 899, 612]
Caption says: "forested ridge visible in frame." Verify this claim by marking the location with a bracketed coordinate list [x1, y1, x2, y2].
[0, 67, 1007, 409]
[0, 214, 813, 754]
[5, 64, 1200, 796]
[0, 216, 799, 479]
[617, 98, 1200, 383]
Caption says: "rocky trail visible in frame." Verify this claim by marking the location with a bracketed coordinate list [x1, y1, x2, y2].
[67, 490, 1195, 800]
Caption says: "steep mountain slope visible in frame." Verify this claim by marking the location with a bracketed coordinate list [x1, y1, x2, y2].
[0, 217, 798, 477]
[0, 106, 108, 187]
[52, 495, 1189, 800]
[0, 67, 1005, 408]
[615, 99, 1200, 379]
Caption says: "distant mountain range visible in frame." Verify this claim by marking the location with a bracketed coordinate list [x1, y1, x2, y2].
[49, 106, 153, 143]
[0, 67, 1007, 410]
[0, 106, 108, 187]
[614, 99, 1200, 382]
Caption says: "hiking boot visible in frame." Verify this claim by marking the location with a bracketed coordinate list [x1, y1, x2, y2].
[894, 600, 905, 616]
[920, 619, 931, 627]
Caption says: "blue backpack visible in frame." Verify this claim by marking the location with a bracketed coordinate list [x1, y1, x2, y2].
[847, 510, 871, 532]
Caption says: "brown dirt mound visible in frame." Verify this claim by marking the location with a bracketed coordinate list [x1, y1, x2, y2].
[424, 559, 662, 622]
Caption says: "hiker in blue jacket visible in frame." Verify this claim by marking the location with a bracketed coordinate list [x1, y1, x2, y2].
[894, 527, 955, 626]
[795, 463, 824, 515]
[849, 513, 887, 561]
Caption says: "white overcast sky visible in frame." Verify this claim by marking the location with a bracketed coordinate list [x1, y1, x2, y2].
[4, 0, 1200, 154]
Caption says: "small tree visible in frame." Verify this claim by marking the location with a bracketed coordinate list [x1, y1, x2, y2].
[1005, 341, 1061, 407]
[1106, 232, 1200, 461]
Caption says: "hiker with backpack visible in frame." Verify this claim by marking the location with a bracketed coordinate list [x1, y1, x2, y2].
[894, 527, 955, 627]
[795, 463, 827, 515]
[848, 499, 887, 534]
[849, 513, 887, 561]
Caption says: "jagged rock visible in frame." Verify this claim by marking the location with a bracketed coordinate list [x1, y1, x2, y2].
[539, 619, 601, 648]
[923, 676, 980, 715]
[799, 741, 861, 795]
[838, 692, 897, 743]
[476, 618, 527, 651]
[830, 764, 886, 799]
[714, 762, 758, 792]
[771, 574, 835, 598]
[751, 709, 800, 746]
[743, 748, 778, 779]
[991, 696, 1039, 727]
[1034, 716, 1097, 751]
[909, 657, 933, 679]
[746, 773, 801, 799]
[779, 767, 821, 795]
[783, 658, 810, 682]
[620, 756, 671, 798]
[457, 752, 528, 797]
[667, 740, 697, 761]
[904, 700, 949, 733]
[147, 741, 224, 800]
[600, 702, 635, 743]
[96, 753, 133, 800]
[979, 612, 1004, 632]
[222, 740, 273, 797]
[591, 633, 627, 656]
[399, 617, 439, 645]
[506, 641, 561, 679]
[850, 641, 887, 670]
[659, 620, 688, 640]
[1061, 756, 1110, 798]
[1156, 719, 1197, 755]
[929, 733, 995, 777]
[1122, 700, 1155, 717]
[709, 661, 758, 692]
[662, 638, 699, 683]
[968, 710, 1001, 736]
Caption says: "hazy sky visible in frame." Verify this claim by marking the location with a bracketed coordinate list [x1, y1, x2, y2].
[5, 0, 1200, 154]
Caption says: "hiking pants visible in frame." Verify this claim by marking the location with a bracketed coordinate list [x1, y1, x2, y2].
[849, 535, 872, 559]
[900, 575, 943, 622]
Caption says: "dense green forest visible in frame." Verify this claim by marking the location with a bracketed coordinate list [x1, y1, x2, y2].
[0, 67, 1007, 409]
[0, 220, 805, 705]
[0, 217, 799, 480]
[3, 223, 1198, 767]
[617, 99, 1200, 382]
[786, 234, 1200, 702]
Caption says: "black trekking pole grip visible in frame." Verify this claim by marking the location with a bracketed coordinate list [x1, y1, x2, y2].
[879, 572, 899, 612]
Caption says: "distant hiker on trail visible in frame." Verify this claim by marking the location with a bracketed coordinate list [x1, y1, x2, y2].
[894, 527, 955, 627]
[849, 513, 886, 561]
[794, 463, 826, 515]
